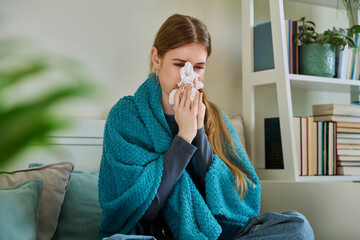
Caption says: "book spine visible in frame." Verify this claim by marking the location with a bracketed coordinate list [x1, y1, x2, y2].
[264, 117, 284, 169]
[318, 122, 323, 175]
[289, 19, 293, 74]
[334, 122, 337, 175]
[351, 34, 359, 79]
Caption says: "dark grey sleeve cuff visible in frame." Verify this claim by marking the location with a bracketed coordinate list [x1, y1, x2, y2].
[192, 127, 206, 145]
[141, 135, 196, 221]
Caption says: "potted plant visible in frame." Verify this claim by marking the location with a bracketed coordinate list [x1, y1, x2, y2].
[294, 17, 358, 77]
[0, 38, 94, 168]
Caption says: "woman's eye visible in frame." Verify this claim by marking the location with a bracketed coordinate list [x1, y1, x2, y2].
[174, 63, 205, 69]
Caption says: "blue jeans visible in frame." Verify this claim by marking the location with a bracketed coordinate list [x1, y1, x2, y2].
[232, 211, 314, 240]
[103, 234, 156, 240]
[104, 211, 314, 240]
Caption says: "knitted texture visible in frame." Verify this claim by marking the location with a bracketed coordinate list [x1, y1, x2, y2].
[98, 74, 261, 240]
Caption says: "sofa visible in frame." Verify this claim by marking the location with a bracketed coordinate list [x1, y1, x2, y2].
[0, 161, 102, 240]
[0, 115, 247, 240]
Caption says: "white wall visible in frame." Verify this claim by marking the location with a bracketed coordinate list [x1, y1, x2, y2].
[0, 0, 243, 119]
[0, 1, 352, 155]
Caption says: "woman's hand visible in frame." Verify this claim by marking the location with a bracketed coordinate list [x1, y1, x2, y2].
[174, 84, 200, 143]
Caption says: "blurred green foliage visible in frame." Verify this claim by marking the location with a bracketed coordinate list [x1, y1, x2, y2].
[0, 38, 93, 168]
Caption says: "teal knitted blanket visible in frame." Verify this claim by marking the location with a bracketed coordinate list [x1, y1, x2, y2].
[98, 74, 261, 240]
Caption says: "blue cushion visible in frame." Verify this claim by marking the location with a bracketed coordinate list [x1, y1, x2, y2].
[29, 163, 101, 240]
[0, 179, 43, 240]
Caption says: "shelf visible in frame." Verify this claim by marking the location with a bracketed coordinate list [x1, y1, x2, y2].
[286, 0, 347, 9]
[297, 175, 360, 182]
[251, 73, 360, 93]
[242, 0, 360, 183]
[257, 168, 360, 182]
[289, 74, 360, 92]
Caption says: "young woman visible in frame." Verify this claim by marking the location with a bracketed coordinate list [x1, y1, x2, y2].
[98, 14, 314, 240]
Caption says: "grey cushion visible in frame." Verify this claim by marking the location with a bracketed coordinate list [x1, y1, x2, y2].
[0, 162, 74, 240]
[229, 114, 247, 153]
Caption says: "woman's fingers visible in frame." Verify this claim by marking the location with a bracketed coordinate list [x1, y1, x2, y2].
[199, 92, 204, 110]
[184, 84, 192, 109]
[192, 91, 200, 114]
[180, 84, 188, 108]
[174, 86, 183, 110]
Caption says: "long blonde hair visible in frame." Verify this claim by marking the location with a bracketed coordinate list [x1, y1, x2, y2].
[151, 14, 251, 199]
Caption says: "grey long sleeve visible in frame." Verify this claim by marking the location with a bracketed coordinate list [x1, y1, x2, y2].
[191, 127, 214, 185]
[141, 135, 196, 221]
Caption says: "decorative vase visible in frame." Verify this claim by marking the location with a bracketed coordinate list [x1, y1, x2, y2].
[299, 43, 336, 77]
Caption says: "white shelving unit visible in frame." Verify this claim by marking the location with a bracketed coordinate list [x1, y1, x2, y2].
[242, 0, 360, 182]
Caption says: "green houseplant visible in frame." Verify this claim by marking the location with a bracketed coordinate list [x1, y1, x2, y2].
[0, 38, 94, 169]
[294, 17, 358, 77]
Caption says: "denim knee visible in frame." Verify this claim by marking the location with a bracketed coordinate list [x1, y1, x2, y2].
[283, 211, 314, 240]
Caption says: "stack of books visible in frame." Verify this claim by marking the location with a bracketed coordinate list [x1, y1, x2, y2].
[264, 104, 360, 176]
[313, 104, 360, 176]
[295, 116, 335, 176]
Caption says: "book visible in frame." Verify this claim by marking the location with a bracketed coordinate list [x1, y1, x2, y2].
[264, 117, 301, 171]
[301, 117, 308, 176]
[337, 122, 360, 128]
[254, 21, 275, 71]
[264, 117, 284, 169]
[337, 128, 360, 133]
[337, 162, 360, 167]
[292, 20, 298, 74]
[324, 122, 328, 175]
[308, 117, 313, 175]
[346, 47, 354, 79]
[337, 166, 360, 175]
[338, 155, 360, 161]
[254, 20, 290, 72]
[351, 34, 359, 79]
[313, 115, 360, 123]
[337, 149, 360, 155]
[318, 121, 324, 175]
[334, 122, 338, 175]
[337, 138, 360, 144]
[289, 20, 293, 74]
[337, 144, 360, 149]
[294, 117, 301, 176]
[310, 119, 318, 176]
[285, 20, 289, 71]
[351, 34, 357, 79]
[328, 122, 334, 175]
[337, 133, 360, 139]
[337, 156, 360, 162]
[337, 44, 349, 79]
[312, 104, 360, 116]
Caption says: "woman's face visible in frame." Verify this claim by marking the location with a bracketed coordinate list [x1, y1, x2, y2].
[152, 43, 208, 99]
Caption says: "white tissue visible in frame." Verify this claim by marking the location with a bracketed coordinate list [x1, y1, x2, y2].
[169, 62, 204, 105]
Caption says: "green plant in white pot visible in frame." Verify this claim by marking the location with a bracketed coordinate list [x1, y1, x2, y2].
[294, 17, 357, 77]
